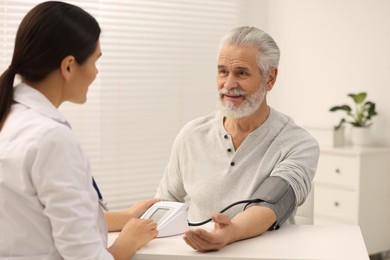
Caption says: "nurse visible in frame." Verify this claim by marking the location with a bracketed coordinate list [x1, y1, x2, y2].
[0, 1, 157, 259]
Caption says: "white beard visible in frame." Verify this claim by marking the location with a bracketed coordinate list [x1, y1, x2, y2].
[217, 83, 267, 119]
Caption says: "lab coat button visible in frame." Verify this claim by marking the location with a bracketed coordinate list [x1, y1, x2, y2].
[230, 162, 235, 166]
[224, 135, 228, 139]
[227, 148, 232, 152]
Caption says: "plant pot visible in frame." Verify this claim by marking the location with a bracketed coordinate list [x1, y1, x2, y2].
[333, 127, 345, 147]
[350, 127, 372, 147]
[304, 125, 345, 147]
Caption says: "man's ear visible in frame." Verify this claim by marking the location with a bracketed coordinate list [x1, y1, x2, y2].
[60, 55, 76, 80]
[266, 67, 278, 91]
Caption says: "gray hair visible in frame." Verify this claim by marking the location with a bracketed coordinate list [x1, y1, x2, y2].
[219, 26, 280, 79]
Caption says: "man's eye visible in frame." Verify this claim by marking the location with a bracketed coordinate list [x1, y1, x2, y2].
[237, 70, 248, 76]
[218, 70, 228, 76]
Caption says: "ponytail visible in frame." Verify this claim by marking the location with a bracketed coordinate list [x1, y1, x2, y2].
[0, 66, 16, 130]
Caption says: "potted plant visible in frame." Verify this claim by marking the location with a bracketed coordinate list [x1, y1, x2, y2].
[329, 92, 378, 146]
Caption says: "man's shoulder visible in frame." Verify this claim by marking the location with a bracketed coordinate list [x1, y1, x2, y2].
[182, 111, 219, 130]
[270, 107, 318, 143]
[177, 111, 220, 139]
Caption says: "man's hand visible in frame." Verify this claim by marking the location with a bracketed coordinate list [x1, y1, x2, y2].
[183, 213, 237, 252]
[183, 206, 276, 252]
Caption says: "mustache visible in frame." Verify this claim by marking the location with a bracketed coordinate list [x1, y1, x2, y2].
[219, 88, 247, 97]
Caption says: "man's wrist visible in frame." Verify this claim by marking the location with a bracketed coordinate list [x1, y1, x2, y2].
[228, 221, 242, 244]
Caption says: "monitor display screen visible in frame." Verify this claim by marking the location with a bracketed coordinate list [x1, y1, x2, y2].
[150, 208, 169, 223]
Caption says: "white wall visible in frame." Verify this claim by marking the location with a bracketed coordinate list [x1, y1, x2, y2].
[178, 0, 268, 122]
[266, 0, 390, 146]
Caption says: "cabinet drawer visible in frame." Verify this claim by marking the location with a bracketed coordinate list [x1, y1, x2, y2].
[315, 154, 360, 188]
[314, 186, 358, 223]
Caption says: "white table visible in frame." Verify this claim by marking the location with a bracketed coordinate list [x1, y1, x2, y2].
[108, 224, 369, 260]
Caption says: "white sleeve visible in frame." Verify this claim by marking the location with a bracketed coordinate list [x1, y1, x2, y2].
[31, 126, 113, 260]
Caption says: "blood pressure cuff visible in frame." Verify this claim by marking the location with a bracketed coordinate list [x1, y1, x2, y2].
[247, 176, 296, 231]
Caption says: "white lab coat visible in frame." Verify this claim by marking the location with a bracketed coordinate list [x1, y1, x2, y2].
[0, 84, 113, 260]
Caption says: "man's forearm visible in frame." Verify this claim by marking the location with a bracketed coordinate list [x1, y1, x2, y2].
[229, 206, 276, 243]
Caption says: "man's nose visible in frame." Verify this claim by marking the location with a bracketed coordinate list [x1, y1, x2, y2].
[223, 74, 238, 90]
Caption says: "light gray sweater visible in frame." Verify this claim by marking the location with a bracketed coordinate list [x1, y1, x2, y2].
[156, 107, 319, 223]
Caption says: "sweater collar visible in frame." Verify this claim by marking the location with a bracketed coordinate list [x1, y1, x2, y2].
[217, 108, 274, 137]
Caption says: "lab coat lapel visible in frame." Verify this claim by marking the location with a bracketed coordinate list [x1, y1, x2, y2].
[13, 83, 71, 128]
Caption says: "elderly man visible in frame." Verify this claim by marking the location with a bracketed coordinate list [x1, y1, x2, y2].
[156, 26, 319, 251]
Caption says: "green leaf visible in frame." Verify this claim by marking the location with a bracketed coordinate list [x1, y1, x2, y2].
[329, 105, 352, 113]
[348, 92, 366, 104]
[365, 102, 378, 117]
[329, 92, 377, 128]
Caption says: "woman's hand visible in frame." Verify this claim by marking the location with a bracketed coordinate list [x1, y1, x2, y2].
[109, 218, 158, 259]
[105, 198, 159, 232]
[126, 198, 160, 218]
[121, 218, 158, 249]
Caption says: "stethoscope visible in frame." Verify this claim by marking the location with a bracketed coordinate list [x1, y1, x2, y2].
[92, 178, 109, 211]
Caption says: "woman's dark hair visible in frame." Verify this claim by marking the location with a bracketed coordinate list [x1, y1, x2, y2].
[0, 1, 101, 129]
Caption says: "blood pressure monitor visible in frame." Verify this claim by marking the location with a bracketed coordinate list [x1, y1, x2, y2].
[141, 201, 189, 237]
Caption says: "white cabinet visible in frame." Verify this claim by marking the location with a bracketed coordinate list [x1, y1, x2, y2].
[313, 146, 390, 255]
